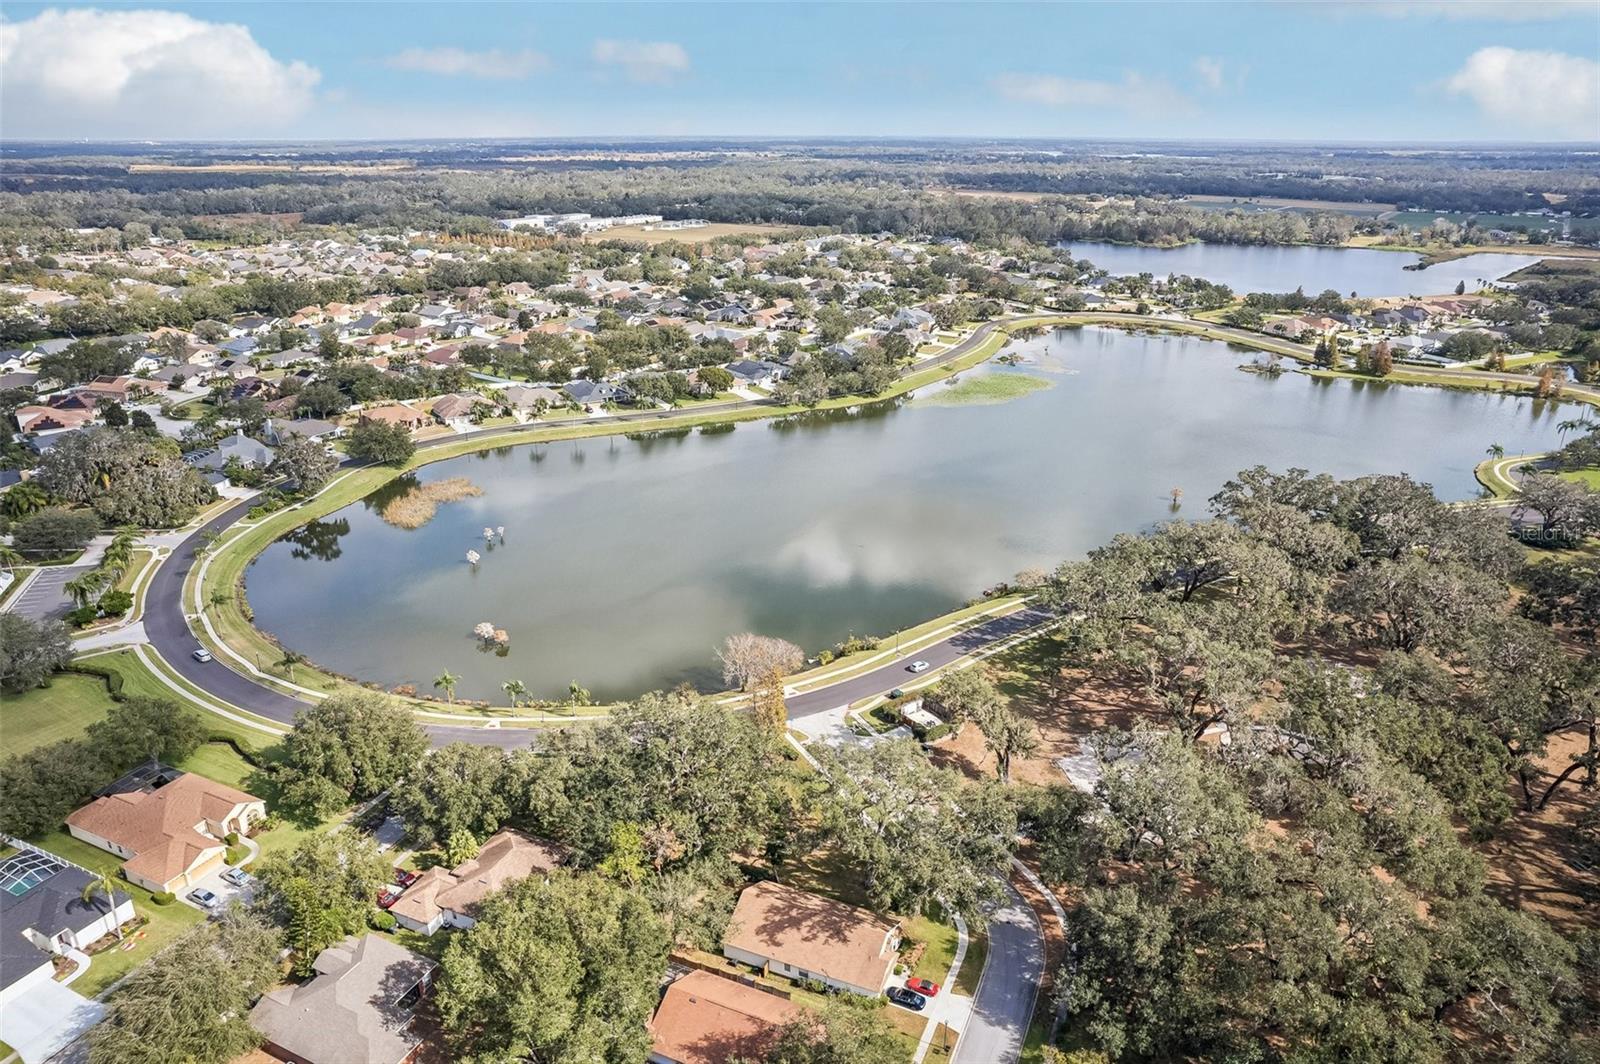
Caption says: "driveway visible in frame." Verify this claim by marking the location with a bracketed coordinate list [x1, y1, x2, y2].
[180, 836, 260, 914]
[0, 979, 106, 1064]
[953, 879, 1044, 1064]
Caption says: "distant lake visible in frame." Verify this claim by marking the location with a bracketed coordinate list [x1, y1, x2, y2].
[1058, 240, 1547, 297]
[247, 326, 1577, 702]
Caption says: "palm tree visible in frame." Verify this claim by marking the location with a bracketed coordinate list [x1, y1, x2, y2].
[209, 589, 231, 612]
[501, 679, 529, 708]
[81, 874, 125, 940]
[1557, 417, 1594, 439]
[0, 481, 49, 519]
[0, 545, 22, 573]
[434, 671, 460, 703]
[1485, 442, 1505, 459]
[64, 569, 107, 608]
[276, 650, 306, 681]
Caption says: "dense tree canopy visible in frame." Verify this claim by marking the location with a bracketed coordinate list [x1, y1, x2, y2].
[274, 692, 428, 818]
[435, 870, 670, 1064]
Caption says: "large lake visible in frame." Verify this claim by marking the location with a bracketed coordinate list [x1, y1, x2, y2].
[247, 326, 1576, 702]
[1058, 240, 1547, 297]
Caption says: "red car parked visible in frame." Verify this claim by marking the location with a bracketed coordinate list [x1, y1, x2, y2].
[377, 885, 403, 909]
[906, 977, 940, 997]
[394, 867, 419, 887]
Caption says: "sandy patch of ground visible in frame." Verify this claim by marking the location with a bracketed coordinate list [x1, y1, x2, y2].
[1480, 729, 1598, 935]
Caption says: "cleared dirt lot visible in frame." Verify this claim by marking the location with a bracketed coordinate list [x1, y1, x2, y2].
[932, 633, 1598, 934]
[585, 221, 804, 245]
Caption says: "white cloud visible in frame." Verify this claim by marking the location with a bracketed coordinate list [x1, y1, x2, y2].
[1193, 56, 1227, 91]
[591, 39, 690, 84]
[1445, 47, 1600, 139]
[1328, 1, 1596, 19]
[992, 71, 1194, 116]
[383, 46, 548, 80]
[0, 8, 319, 139]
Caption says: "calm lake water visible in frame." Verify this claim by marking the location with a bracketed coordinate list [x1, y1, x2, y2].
[247, 326, 1577, 702]
[1059, 241, 1545, 297]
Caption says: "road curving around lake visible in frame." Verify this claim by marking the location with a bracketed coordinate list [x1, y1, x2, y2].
[132, 307, 1592, 737]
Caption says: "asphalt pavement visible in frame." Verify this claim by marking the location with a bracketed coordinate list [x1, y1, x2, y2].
[953, 879, 1045, 1064]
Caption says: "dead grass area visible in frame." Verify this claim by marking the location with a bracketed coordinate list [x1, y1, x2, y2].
[928, 187, 1074, 204]
[585, 222, 799, 245]
[1480, 729, 1598, 934]
[226, 1051, 280, 1064]
[379, 476, 483, 529]
[130, 162, 413, 174]
[1011, 847, 1069, 1014]
[1186, 193, 1397, 214]
[928, 636, 1168, 787]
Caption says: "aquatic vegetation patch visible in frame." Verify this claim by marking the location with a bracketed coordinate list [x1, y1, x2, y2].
[379, 476, 484, 528]
[921, 372, 1052, 406]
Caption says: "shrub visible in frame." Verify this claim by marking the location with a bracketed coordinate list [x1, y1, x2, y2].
[922, 723, 954, 742]
[98, 590, 134, 617]
[66, 605, 100, 628]
[225, 831, 240, 846]
[150, 891, 175, 905]
[11, 507, 99, 556]
[368, 910, 397, 931]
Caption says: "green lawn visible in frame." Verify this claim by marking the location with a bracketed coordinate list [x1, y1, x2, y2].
[175, 741, 257, 788]
[1559, 468, 1600, 489]
[918, 372, 1051, 406]
[954, 923, 988, 996]
[903, 908, 961, 984]
[0, 673, 112, 756]
[85, 649, 285, 753]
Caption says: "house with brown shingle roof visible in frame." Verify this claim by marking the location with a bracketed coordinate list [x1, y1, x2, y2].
[389, 830, 565, 936]
[648, 970, 802, 1064]
[250, 934, 435, 1064]
[722, 880, 901, 997]
[66, 766, 265, 893]
[358, 403, 430, 433]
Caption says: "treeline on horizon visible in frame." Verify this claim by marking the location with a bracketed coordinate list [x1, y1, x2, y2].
[2, 141, 1597, 250]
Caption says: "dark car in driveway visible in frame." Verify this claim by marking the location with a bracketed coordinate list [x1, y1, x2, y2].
[886, 986, 927, 1011]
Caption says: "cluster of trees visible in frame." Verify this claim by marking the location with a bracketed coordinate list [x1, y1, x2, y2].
[345, 420, 416, 466]
[36, 426, 215, 527]
[0, 612, 73, 693]
[1021, 464, 1600, 1060]
[0, 692, 206, 837]
[248, 684, 1007, 1061]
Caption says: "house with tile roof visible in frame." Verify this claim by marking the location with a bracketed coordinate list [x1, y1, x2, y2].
[250, 934, 435, 1064]
[722, 880, 901, 997]
[648, 970, 802, 1064]
[389, 830, 565, 936]
[65, 763, 265, 894]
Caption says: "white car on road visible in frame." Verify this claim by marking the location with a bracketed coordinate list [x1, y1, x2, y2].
[906, 660, 930, 673]
[192, 648, 213, 663]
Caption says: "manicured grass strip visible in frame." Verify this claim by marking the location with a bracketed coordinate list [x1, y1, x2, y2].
[786, 596, 1025, 692]
[953, 923, 988, 997]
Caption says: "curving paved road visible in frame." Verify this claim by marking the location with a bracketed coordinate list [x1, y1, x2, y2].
[138, 317, 1043, 746]
[953, 879, 1045, 1064]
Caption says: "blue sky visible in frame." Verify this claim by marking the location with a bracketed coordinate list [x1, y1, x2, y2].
[2, 2, 1597, 141]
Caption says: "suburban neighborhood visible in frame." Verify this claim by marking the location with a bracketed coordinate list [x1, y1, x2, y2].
[3, 5, 1600, 1063]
